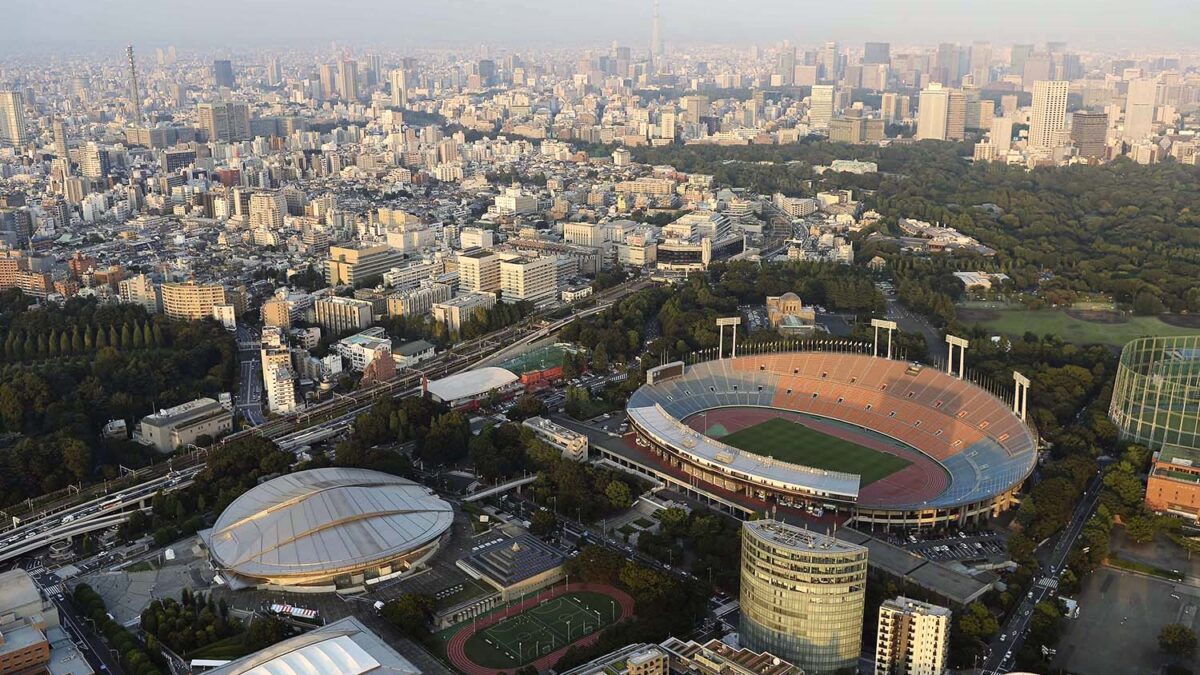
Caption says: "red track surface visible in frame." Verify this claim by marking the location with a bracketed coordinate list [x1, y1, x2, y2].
[445, 582, 635, 675]
[684, 407, 949, 508]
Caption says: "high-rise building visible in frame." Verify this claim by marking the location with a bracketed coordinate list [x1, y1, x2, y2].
[264, 361, 298, 414]
[390, 68, 409, 108]
[318, 64, 337, 101]
[1123, 78, 1157, 140]
[880, 92, 900, 123]
[968, 42, 992, 84]
[266, 58, 282, 86]
[1071, 111, 1110, 160]
[935, 43, 960, 85]
[916, 83, 951, 140]
[197, 102, 251, 142]
[161, 282, 227, 321]
[249, 191, 287, 230]
[1029, 80, 1069, 149]
[80, 142, 111, 180]
[499, 256, 556, 305]
[1010, 44, 1034, 74]
[338, 58, 359, 101]
[650, 0, 663, 60]
[946, 88, 967, 140]
[0, 90, 28, 147]
[213, 59, 235, 88]
[809, 85, 835, 128]
[52, 118, 69, 157]
[864, 42, 890, 65]
[457, 248, 501, 293]
[1022, 53, 1054, 90]
[126, 44, 143, 123]
[778, 46, 796, 87]
[820, 41, 840, 82]
[739, 520, 867, 674]
[990, 116, 1015, 157]
[875, 597, 952, 675]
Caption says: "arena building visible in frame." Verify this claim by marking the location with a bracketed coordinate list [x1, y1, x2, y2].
[204, 468, 452, 593]
[621, 345, 1037, 529]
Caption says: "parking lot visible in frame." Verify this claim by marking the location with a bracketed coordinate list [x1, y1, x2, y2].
[905, 531, 1008, 562]
[1053, 567, 1200, 675]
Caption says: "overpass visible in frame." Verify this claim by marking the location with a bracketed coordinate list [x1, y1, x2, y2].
[461, 476, 538, 503]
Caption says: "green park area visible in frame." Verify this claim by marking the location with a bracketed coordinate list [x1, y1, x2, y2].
[957, 308, 1200, 347]
[717, 417, 910, 485]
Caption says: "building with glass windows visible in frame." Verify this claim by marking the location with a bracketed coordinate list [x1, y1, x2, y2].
[1111, 335, 1200, 452]
[739, 519, 868, 674]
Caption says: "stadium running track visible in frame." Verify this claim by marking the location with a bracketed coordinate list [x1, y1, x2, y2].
[445, 582, 635, 675]
[683, 408, 949, 507]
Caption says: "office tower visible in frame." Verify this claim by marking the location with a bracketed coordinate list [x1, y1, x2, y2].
[52, 118, 68, 157]
[990, 116, 1014, 156]
[820, 41, 840, 82]
[1029, 80, 1069, 149]
[213, 59, 235, 88]
[1071, 111, 1109, 159]
[1123, 78, 1156, 140]
[650, 0, 663, 59]
[457, 248, 501, 293]
[778, 46, 796, 86]
[681, 94, 709, 124]
[969, 42, 991, 84]
[1022, 53, 1053, 90]
[318, 64, 337, 101]
[935, 43, 960, 85]
[916, 83, 950, 140]
[338, 58, 359, 101]
[499, 256, 556, 304]
[126, 45, 143, 123]
[0, 90, 29, 147]
[267, 58, 282, 86]
[167, 45, 177, 64]
[740, 520, 867, 673]
[864, 42, 890, 65]
[390, 68, 409, 107]
[880, 92, 899, 123]
[1010, 44, 1033, 73]
[809, 85, 835, 128]
[875, 597, 952, 675]
[197, 102, 251, 142]
[946, 89, 966, 140]
[965, 99, 993, 131]
[161, 282, 227, 321]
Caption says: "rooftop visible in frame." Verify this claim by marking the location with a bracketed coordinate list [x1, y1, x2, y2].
[745, 519, 867, 555]
[425, 366, 518, 402]
[205, 616, 420, 675]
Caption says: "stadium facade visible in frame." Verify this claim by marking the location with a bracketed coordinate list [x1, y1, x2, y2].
[624, 348, 1038, 529]
[204, 468, 453, 593]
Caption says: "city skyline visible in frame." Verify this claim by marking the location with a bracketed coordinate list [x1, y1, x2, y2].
[3, 0, 1197, 53]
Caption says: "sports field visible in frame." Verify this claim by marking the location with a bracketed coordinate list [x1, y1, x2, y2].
[718, 417, 911, 485]
[461, 591, 621, 669]
[956, 308, 1200, 346]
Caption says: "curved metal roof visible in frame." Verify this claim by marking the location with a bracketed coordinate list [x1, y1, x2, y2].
[209, 468, 452, 580]
[426, 366, 518, 402]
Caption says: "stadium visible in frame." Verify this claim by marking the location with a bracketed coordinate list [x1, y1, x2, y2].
[624, 348, 1038, 529]
[204, 468, 453, 592]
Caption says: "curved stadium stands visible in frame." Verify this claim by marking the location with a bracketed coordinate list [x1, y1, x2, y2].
[626, 351, 1038, 527]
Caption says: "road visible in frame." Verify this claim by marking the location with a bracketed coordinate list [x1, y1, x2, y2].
[982, 472, 1104, 673]
[22, 559, 126, 675]
[235, 324, 266, 426]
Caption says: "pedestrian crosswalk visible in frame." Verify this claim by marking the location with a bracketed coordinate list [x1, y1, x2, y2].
[1037, 577, 1059, 590]
[43, 583, 63, 596]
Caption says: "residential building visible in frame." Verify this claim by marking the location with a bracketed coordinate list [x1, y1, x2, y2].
[118, 274, 159, 312]
[875, 597, 952, 675]
[387, 282, 452, 317]
[161, 282, 226, 321]
[249, 190, 287, 230]
[261, 298, 292, 327]
[740, 519, 867, 673]
[314, 296, 373, 334]
[1029, 80, 1069, 150]
[336, 329, 392, 372]
[499, 255, 556, 305]
[459, 226, 495, 249]
[264, 362, 298, 414]
[0, 91, 28, 147]
[137, 397, 233, 452]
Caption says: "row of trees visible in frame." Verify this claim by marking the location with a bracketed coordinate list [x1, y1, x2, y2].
[73, 583, 163, 675]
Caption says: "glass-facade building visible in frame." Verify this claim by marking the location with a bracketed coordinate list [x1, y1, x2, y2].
[739, 520, 868, 674]
[1110, 335, 1200, 451]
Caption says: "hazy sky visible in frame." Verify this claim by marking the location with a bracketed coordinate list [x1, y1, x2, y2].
[5, 0, 1195, 53]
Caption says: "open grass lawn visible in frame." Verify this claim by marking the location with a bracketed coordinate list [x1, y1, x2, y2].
[718, 417, 910, 485]
[462, 591, 621, 669]
[959, 308, 1200, 346]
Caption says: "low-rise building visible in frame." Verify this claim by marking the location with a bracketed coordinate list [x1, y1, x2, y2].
[394, 340, 435, 369]
[523, 416, 588, 461]
[314, 296, 373, 334]
[336, 329, 392, 372]
[136, 397, 232, 453]
[432, 292, 496, 332]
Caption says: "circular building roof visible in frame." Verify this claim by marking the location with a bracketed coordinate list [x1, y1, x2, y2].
[209, 468, 452, 582]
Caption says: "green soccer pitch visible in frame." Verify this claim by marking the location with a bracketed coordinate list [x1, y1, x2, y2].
[462, 591, 621, 668]
[718, 417, 911, 485]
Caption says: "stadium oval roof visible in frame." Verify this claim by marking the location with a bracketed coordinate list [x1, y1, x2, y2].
[426, 366, 518, 403]
[209, 468, 452, 581]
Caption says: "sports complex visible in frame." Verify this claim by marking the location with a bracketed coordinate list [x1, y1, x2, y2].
[620, 345, 1039, 529]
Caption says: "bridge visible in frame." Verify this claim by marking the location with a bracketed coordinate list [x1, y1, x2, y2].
[462, 476, 538, 503]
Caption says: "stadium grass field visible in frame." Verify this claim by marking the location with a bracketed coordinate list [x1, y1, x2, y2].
[461, 591, 621, 668]
[717, 417, 912, 485]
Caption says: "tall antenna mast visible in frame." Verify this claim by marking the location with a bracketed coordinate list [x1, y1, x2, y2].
[127, 45, 143, 125]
